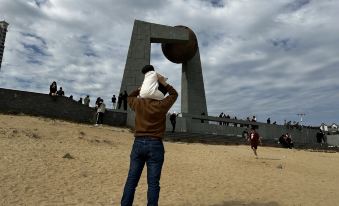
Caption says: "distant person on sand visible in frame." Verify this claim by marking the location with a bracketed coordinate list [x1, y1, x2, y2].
[279, 134, 289, 148]
[84, 95, 90, 106]
[279, 133, 293, 149]
[247, 127, 261, 157]
[95, 98, 105, 126]
[242, 129, 249, 141]
[139, 64, 168, 100]
[56, 87, 64, 96]
[285, 133, 294, 149]
[121, 74, 178, 205]
[316, 130, 325, 145]
[49, 81, 57, 96]
[170, 112, 180, 133]
[111, 94, 116, 109]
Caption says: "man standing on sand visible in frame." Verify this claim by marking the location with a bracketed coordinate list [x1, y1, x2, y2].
[247, 127, 262, 157]
[121, 74, 178, 206]
[169, 112, 180, 133]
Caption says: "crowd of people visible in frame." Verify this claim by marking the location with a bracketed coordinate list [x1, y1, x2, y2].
[49, 81, 131, 126]
[49, 81, 129, 109]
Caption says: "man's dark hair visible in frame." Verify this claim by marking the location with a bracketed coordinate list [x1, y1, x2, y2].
[141, 65, 154, 74]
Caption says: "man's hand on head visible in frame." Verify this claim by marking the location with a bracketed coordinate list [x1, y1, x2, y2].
[158, 76, 168, 87]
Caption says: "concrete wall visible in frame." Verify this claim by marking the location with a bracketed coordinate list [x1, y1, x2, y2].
[327, 135, 339, 146]
[0, 88, 127, 126]
[167, 114, 319, 145]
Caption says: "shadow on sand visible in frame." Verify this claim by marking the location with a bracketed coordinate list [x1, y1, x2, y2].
[258, 157, 281, 161]
[211, 200, 280, 206]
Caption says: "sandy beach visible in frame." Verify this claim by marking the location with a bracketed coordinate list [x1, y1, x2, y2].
[1, 113, 338, 206]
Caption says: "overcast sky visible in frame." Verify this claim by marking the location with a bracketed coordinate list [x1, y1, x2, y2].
[1, 0, 338, 126]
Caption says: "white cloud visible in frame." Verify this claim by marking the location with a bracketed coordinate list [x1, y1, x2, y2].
[1, 0, 339, 125]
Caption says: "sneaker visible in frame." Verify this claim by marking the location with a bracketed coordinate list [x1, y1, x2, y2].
[94, 124, 98, 127]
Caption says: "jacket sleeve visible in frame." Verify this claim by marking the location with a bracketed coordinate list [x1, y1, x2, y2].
[127, 89, 140, 111]
[160, 84, 178, 111]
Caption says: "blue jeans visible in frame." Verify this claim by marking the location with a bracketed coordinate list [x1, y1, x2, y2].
[121, 137, 165, 206]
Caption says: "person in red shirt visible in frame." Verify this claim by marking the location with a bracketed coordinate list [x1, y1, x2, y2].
[247, 127, 262, 157]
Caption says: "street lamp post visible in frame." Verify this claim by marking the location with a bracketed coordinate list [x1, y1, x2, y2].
[297, 113, 306, 127]
[297, 113, 306, 144]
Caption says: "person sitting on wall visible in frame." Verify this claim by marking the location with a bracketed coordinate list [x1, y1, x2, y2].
[78, 97, 83, 104]
[49, 81, 57, 96]
[56, 87, 64, 96]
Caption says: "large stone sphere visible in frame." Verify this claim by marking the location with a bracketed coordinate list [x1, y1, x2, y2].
[161, 26, 198, 64]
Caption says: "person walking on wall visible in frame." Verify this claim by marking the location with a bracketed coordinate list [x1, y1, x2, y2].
[111, 94, 117, 109]
[117, 93, 123, 109]
[266, 117, 271, 124]
[121, 74, 178, 206]
[95, 98, 106, 126]
[84, 95, 90, 107]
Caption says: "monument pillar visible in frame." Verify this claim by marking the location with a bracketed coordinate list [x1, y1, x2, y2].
[181, 48, 208, 116]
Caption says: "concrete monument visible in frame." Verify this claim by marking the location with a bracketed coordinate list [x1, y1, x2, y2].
[120, 20, 208, 120]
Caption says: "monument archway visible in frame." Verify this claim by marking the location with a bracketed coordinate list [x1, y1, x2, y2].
[120, 20, 208, 118]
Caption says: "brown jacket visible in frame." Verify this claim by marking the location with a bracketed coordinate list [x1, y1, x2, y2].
[128, 84, 178, 138]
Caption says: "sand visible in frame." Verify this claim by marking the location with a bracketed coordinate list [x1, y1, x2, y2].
[0, 114, 338, 206]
